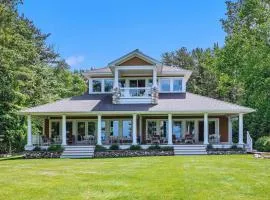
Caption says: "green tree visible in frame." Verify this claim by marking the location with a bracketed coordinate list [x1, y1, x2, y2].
[0, 1, 86, 153]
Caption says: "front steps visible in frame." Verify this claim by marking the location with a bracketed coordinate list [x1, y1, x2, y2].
[173, 145, 207, 155]
[61, 145, 95, 158]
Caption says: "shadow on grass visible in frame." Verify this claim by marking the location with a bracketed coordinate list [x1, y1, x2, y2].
[0, 155, 24, 161]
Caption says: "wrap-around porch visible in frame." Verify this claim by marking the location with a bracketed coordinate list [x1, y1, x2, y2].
[25, 113, 245, 149]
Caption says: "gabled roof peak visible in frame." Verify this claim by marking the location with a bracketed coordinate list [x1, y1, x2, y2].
[108, 49, 161, 66]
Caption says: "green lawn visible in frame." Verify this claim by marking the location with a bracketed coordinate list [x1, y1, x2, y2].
[0, 155, 269, 200]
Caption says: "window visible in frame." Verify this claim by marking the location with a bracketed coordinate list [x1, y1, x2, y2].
[77, 122, 86, 141]
[92, 80, 102, 92]
[173, 121, 182, 139]
[104, 79, 113, 92]
[186, 121, 195, 135]
[159, 120, 168, 138]
[119, 79, 125, 87]
[209, 121, 215, 135]
[160, 79, 170, 92]
[173, 79, 182, 92]
[147, 79, 153, 87]
[51, 121, 60, 139]
[122, 120, 132, 138]
[88, 122, 96, 136]
[129, 80, 145, 88]
[147, 121, 157, 138]
[101, 121, 106, 141]
[110, 120, 119, 136]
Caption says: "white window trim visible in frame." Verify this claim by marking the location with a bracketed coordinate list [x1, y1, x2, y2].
[89, 78, 114, 94]
[146, 119, 169, 140]
[159, 77, 185, 93]
[89, 77, 186, 94]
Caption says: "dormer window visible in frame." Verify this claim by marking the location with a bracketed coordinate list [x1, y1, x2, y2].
[159, 78, 184, 93]
[160, 79, 170, 92]
[104, 79, 113, 92]
[173, 79, 182, 92]
[93, 80, 102, 92]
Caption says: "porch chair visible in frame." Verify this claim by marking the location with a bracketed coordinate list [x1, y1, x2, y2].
[184, 134, 195, 144]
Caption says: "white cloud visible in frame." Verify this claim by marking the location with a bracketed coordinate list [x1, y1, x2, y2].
[66, 55, 85, 67]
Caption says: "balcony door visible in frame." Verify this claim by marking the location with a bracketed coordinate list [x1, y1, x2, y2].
[129, 79, 146, 96]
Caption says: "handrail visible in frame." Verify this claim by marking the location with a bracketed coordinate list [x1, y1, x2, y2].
[119, 87, 152, 98]
[246, 131, 253, 152]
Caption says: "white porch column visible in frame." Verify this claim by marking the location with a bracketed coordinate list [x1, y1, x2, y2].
[204, 113, 209, 145]
[238, 113, 244, 145]
[114, 68, 119, 88]
[168, 114, 173, 145]
[132, 114, 137, 145]
[61, 115, 67, 146]
[97, 115, 102, 145]
[26, 115, 32, 147]
[228, 116, 233, 144]
[153, 67, 157, 88]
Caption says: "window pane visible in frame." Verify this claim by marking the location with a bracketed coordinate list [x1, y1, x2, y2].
[147, 121, 157, 138]
[88, 122, 96, 136]
[104, 79, 113, 92]
[119, 79, 125, 87]
[129, 80, 137, 87]
[77, 122, 85, 141]
[51, 122, 60, 138]
[160, 79, 170, 91]
[101, 121, 106, 141]
[93, 80, 102, 92]
[209, 121, 215, 135]
[173, 121, 182, 139]
[186, 121, 195, 135]
[147, 79, 153, 87]
[138, 80, 145, 87]
[159, 120, 168, 138]
[122, 120, 132, 138]
[173, 79, 182, 92]
[110, 120, 119, 136]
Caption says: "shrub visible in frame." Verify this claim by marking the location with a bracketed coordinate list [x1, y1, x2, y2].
[161, 146, 174, 151]
[32, 146, 42, 151]
[109, 144, 120, 150]
[47, 145, 64, 152]
[207, 144, 213, 150]
[148, 145, 161, 150]
[231, 144, 238, 150]
[95, 145, 107, 152]
[255, 136, 270, 152]
[129, 145, 142, 150]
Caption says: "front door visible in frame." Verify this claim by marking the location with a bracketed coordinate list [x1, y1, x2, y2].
[198, 121, 204, 142]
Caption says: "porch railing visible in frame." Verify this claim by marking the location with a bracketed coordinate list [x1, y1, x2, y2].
[119, 87, 152, 98]
[246, 131, 253, 152]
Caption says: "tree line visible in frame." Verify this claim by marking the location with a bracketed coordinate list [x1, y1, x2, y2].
[0, 0, 86, 152]
[162, 0, 270, 142]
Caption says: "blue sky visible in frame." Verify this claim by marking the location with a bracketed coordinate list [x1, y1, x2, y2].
[19, 0, 227, 71]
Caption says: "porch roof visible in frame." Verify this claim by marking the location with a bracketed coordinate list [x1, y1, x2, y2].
[20, 93, 255, 115]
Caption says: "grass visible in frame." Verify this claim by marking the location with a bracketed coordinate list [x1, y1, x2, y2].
[0, 155, 269, 200]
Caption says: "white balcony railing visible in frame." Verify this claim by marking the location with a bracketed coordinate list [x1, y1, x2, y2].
[119, 87, 152, 98]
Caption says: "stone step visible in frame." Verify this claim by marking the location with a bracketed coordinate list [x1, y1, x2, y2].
[61, 146, 95, 158]
[174, 152, 207, 155]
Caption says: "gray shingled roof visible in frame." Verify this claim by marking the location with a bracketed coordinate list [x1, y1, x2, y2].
[20, 93, 255, 115]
